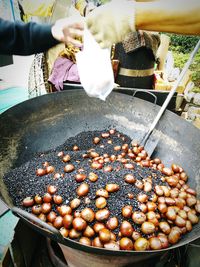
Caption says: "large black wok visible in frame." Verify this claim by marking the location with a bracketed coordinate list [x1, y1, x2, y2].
[0, 89, 200, 261]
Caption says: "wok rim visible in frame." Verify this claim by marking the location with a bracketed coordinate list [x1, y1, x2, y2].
[1, 89, 200, 256]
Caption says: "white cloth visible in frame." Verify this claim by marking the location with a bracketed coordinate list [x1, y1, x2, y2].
[76, 27, 115, 101]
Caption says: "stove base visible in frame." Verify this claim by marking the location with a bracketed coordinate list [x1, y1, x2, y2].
[2, 219, 196, 267]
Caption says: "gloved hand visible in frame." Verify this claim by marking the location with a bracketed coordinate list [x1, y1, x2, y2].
[86, 0, 136, 48]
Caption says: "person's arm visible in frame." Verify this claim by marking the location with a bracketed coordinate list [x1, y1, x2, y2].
[86, 0, 200, 48]
[0, 18, 58, 55]
[0, 17, 84, 56]
[135, 0, 200, 35]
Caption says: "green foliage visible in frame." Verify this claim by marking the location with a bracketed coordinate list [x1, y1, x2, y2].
[167, 34, 200, 89]
[168, 34, 199, 53]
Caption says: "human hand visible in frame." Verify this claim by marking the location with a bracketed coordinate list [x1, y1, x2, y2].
[86, 0, 136, 48]
[51, 16, 84, 47]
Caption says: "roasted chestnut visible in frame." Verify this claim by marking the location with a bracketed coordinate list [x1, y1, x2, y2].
[91, 162, 103, 170]
[83, 226, 95, 238]
[23, 197, 34, 207]
[63, 214, 73, 229]
[132, 211, 146, 224]
[106, 217, 119, 230]
[72, 217, 87, 231]
[99, 228, 111, 243]
[168, 228, 181, 244]
[119, 237, 134, 251]
[124, 174, 136, 184]
[41, 203, 51, 214]
[76, 183, 89, 197]
[32, 205, 42, 215]
[46, 166, 55, 174]
[34, 195, 43, 204]
[53, 216, 63, 229]
[43, 193, 52, 203]
[149, 237, 162, 250]
[104, 241, 120, 250]
[93, 137, 100, 144]
[95, 209, 110, 221]
[47, 211, 57, 223]
[79, 237, 92, 246]
[141, 221, 155, 234]
[36, 168, 46, 176]
[122, 205, 133, 218]
[134, 237, 149, 251]
[60, 227, 69, 238]
[53, 195, 63, 205]
[95, 197, 107, 209]
[47, 185, 57, 194]
[38, 213, 46, 222]
[92, 237, 104, 248]
[70, 198, 81, 209]
[137, 193, 148, 203]
[159, 221, 171, 234]
[81, 208, 95, 222]
[132, 231, 141, 241]
[88, 172, 98, 182]
[57, 205, 72, 216]
[75, 173, 87, 183]
[105, 183, 119, 193]
[96, 188, 109, 198]
[73, 145, 79, 151]
[64, 164, 75, 173]
[63, 154, 71, 162]
[120, 221, 134, 237]
[93, 222, 106, 233]
[69, 228, 81, 239]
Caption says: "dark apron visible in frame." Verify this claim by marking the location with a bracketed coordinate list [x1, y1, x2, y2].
[114, 43, 155, 89]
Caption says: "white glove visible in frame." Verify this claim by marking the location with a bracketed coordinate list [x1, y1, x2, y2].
[86, 0, 136, 48]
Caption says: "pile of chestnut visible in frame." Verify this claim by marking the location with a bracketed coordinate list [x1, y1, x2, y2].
[22, 129, 200, 251]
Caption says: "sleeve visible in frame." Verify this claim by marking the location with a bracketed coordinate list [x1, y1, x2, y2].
[0, 18, 59, 56]
[73, 0, 88, 16]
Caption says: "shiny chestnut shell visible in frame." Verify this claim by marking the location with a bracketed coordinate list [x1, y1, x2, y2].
[134, 237, 149, 251]
[95, 197, 107, 209]
[22, 197, 34, 207]
[119, 237, 134, 251]
[106, 217, 119, 230]
[53, 216, 63, 229]
[64, 164, 75, 173]
[72, 217, 87, 231]
[76, 183, 89, 197]
[32, 205, 42, 215]
[81, 208, 95, 222]
[47, 185, 57, 194]
[53, 195, 63, 205]
[57, 205, 72, 216]
[95, 209, 110, 221]
[41, 203, 51, 214]
[99, 228, 111, 243]
[122, 206, 133, 218]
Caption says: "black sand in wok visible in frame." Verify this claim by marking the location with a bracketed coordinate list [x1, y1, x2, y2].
[3, 129, 166, 235]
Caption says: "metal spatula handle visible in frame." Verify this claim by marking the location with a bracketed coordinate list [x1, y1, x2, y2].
[141, 39, 200, 146]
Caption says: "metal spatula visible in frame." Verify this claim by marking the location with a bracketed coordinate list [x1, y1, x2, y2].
[132, 39, 200, 157]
